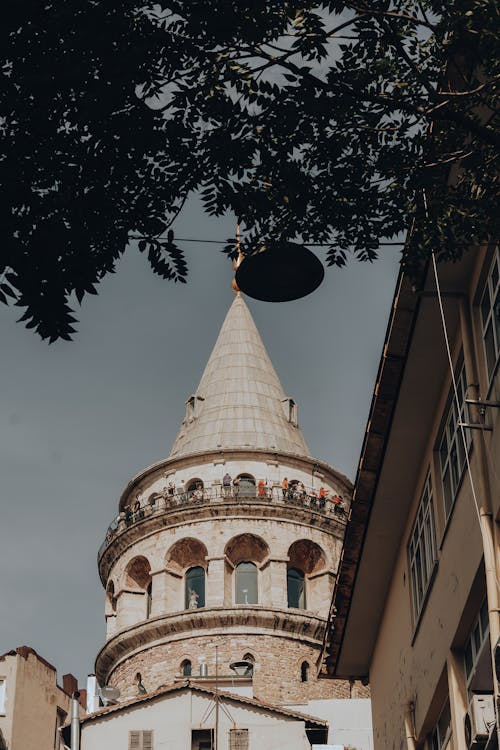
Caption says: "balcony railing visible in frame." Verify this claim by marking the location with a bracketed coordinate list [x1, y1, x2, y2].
[98, 484, 348, 561]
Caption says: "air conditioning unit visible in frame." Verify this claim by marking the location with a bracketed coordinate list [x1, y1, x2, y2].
[464, 694, 495, 749]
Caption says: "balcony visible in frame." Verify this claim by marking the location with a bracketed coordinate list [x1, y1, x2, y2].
[98, 483, 348, 563]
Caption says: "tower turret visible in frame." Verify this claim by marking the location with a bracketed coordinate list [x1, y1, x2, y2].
[96, 295, 352, 704]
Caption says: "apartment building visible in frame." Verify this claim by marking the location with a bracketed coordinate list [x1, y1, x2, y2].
[324, 246, 500, 750]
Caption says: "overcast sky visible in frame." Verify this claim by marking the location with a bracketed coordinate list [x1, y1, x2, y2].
[0, 196, 400, 687]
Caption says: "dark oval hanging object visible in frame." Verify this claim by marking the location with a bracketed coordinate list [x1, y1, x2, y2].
[235, 241, 324, 302]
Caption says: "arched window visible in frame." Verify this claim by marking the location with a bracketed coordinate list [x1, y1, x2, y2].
[301, 662, 309, 682]
[186, 478, 204, 493]
[236, 474, 256, 498]
[235, 562, 258, 605]
[181, 659, 192, 676]
[146, 581, 153, 618]
[185, 566, 205, 609]
[287, 568, 306, 609]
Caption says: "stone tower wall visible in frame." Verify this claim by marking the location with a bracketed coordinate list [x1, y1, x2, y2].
[108, 634, 369, 704]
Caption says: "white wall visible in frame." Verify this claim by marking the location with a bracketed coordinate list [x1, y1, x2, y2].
[81, 689, 316, 750]
[286, 699, 373, 750]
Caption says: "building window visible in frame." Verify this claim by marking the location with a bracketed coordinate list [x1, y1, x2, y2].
[429, 698, 451, 750]
[146, 582, 153, 619]
[464, 598, 492, 701]
[229, 729, 249, 750]
[438, 360, 471, 519]
[301, 662, 309, 682]
[0, 679, 5, 714]
[282, 397, 298, 426]
[235, 562, 258, 604]
[181, 659, 192, 676]
[287, 568, 306, 609]
[129, 731, 153, 750]
[408, 473, 437, 622]
[185, 566, 205, 609]
[480, 248, 500, 384]
[54, 708, 67, 750]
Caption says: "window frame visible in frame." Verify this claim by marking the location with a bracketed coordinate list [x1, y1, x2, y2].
[438, 359, 471, 521]
[408, 472, 438, 624]
[0, 678, 5, 714]
[185, 566, 206, 609]
[480, 247, 500, 387]
[464, 597, 491, 702]
[287, 567, 306, 609]
[128, 730, 153, 750]
[429, 697, 452, 750]
[235, 561, 258, 605]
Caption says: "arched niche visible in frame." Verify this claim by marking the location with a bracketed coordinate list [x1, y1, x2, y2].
[118, 556, 153, 627]
[185, 478, 204, 493]
[106, 580, 117, 613]
[287, 539, 326, 575]
[288, 539, 328, 614]
[225, 533, 269, 567]
[181, 659, 192, 677]
[165, 538, 208, 574]
[235, 473, 256, 498]
[125, 556, 152, 589]
[164, 538, 208, 613]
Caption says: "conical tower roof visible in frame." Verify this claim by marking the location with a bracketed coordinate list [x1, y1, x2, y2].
[169, 294, 310, 458]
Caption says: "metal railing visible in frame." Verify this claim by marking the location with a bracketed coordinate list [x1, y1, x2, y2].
[98, 483, 348, 561]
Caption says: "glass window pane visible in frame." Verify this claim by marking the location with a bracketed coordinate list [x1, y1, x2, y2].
[438, 700, 451, 744]
[287, 568, 306, 609]
[480, 599, 489, 636]
[473, 622, 482, 655]
[185, 566, 205, 609]
[481, 285, 491, 328]
[492, 259, 499, 292]
[442, 467, 452, 518]
[464, 639, 473, 678]
[449, 443, 459, 489]
[236, 562, 258, 604]
[494, 292, 500, 357]
[484, 322, 496, 379]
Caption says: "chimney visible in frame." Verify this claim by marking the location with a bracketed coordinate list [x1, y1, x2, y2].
[63, 674, 78, 696]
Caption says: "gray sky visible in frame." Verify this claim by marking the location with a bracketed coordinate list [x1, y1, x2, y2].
[0, 195, 400, 686]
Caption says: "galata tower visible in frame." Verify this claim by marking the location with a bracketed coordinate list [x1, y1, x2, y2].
[95, 293, 354, 704]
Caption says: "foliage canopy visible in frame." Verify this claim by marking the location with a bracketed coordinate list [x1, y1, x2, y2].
[1, 0, 499, 339]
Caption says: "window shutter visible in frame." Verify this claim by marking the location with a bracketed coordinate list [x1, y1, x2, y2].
[129, 731, 153, 750]
[229, 728, 248, 750]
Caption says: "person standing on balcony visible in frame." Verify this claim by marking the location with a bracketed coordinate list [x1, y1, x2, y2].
[282, 477, 289, 500]
[258, 479, 266, 497]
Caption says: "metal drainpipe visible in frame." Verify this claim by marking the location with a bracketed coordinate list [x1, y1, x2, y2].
[71, 692, 81, 750]
[403, 701, 417, 750]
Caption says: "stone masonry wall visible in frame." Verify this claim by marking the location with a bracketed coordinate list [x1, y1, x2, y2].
[109, 633, 368, 704]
